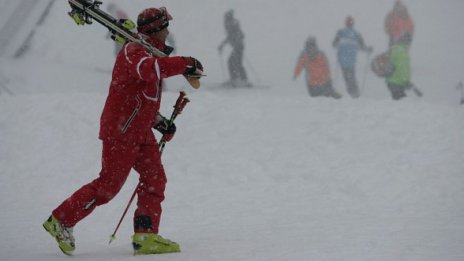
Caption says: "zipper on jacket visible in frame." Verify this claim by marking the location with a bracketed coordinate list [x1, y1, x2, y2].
[121, 95, 142, 134]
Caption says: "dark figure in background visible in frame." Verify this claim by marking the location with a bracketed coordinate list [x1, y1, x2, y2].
[294, 37, 341, 99]
[333, 16, 372, 98]
[218, 9, 250, 87]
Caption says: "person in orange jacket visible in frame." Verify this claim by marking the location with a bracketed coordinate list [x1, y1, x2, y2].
[385, 0, 414, 47]
[293, 37, 341, 99]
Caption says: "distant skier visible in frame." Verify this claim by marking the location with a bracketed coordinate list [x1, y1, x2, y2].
[294, 37, 341, 99]
[43, 6, 204, 255]
[385, 0, 414, 47]
[385, 32, 414, 100]
[218, 9, 250, 87]
[333, 16, 373, 98]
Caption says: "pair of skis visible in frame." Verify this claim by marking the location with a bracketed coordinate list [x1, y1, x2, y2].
[67, 0, 200, 88]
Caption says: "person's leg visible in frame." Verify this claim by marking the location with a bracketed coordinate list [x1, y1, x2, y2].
[131, 142, 180, 255]
[228, 50, 240, 85]
[387, 83, 406, 100]
[342, 67, 359, 98]
[52, 139, 138, 227]
[133, 143, 166, 234]
[319, 81, 341, 99]
[235, 44, 248, 82]
[307, 84, 318, 97]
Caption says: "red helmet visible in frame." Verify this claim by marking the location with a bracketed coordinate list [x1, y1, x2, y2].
[345, 16, 354, 27]
[137, 7, 172, 35]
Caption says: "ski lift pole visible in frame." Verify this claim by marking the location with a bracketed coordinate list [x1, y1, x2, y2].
[457, 81, 464, 105]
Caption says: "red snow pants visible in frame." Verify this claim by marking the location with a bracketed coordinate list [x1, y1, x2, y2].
[52, 138, 167, 233]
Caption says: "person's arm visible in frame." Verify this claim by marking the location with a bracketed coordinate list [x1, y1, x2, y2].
[384, 12, 392, 34]
[218, 22, 232, 52]
[357, 33, 372, 53]
[123, 43, 199, 80]
[293, 52, 306, 80]
[218, 38, 228, 52]
[409, 17, 414, 37]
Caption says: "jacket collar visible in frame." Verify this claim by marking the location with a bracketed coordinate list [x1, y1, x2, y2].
[144, 36, 174, 56]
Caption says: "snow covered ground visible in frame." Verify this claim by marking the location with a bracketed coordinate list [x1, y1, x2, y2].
[1, 0, 464, 260]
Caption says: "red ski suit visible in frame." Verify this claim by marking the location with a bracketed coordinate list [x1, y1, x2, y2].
[53, 37, 189, 233]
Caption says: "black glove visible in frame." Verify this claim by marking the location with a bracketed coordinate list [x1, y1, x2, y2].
[183, 57, 203, 78]
[154, 114, 176, 141]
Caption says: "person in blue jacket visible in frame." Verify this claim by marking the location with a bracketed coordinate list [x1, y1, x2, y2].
[333, 16, 372, 98]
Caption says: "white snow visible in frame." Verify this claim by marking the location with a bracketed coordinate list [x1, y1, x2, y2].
[1, 0, 464, 260]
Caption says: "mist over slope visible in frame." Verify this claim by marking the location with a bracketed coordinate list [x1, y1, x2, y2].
[2, 0, 463, 102]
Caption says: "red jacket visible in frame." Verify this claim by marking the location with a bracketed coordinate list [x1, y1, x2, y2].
[99, 37, 188, 144]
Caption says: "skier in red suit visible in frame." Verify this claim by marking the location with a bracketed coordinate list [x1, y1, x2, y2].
[43, 6, 203, 256]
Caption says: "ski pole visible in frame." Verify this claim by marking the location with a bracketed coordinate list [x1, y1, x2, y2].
[108, 187, 136, 244]
[360, 51, 371, 95]
[410, 83, 423, 97]
[159, 91, 190, 154]
[457, 81, 464, 105]
[244, 55, 261, 84]
[0, 82, 14, 96]
[109, 91, 190, 244]
[332, 60, 340, 90]
[218, 50, 227, 82]
[0, 72, 13, 96]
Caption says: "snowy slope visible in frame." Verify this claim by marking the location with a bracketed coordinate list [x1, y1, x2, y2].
[1, 1, 464, 261]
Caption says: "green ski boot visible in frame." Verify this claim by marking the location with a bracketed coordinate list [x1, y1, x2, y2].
[132, 233, 180, 255]
[43, 215, 75, 255]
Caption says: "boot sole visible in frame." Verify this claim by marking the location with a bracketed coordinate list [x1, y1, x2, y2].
[133, 249, 181, 255]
